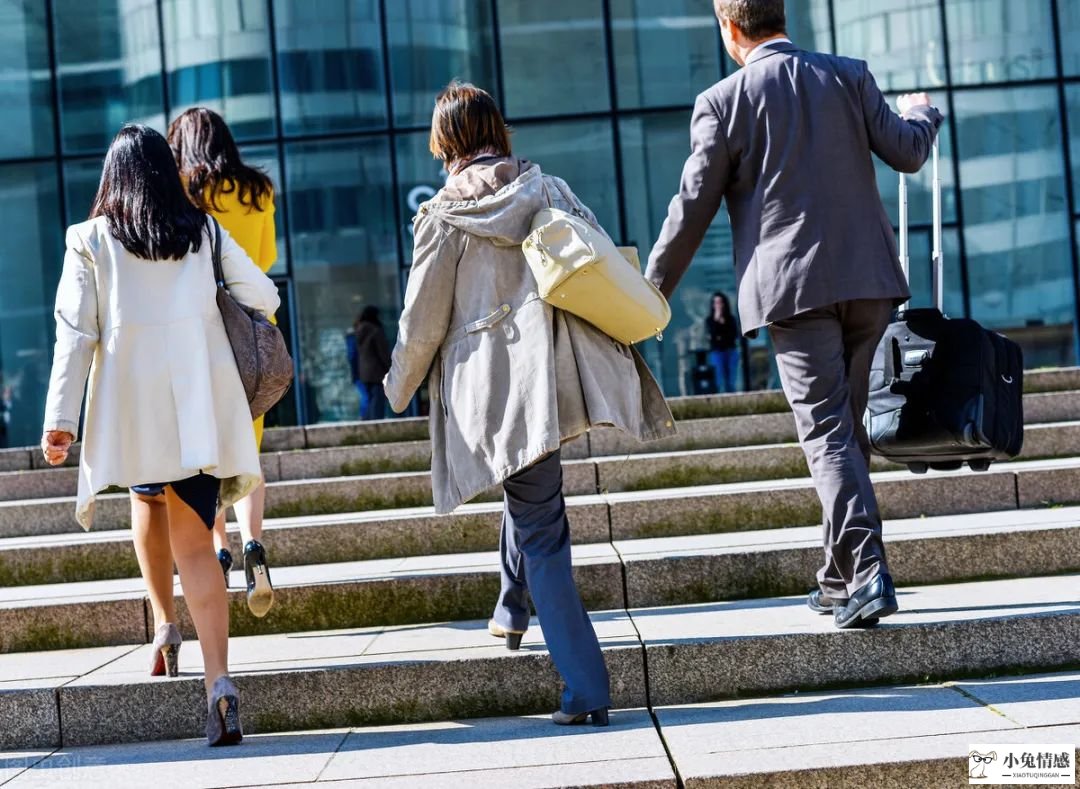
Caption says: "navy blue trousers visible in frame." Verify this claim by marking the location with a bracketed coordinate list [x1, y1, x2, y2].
[493, 449, 611, 714]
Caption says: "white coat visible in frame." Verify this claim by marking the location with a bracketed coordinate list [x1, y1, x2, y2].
[42, 216, 281, 529]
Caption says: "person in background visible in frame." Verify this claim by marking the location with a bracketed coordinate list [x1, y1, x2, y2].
[705, 291, 739, 392]
[385, 81, 675, 727]
[167, 108, 279, 618]
[347, 306, 391, 421]
[40, 124, 279, 745]
[644, 0, 941, 629]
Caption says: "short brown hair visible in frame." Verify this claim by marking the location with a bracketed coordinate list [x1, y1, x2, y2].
[714, 0, 786, 40]
[429, 81, 511, 164]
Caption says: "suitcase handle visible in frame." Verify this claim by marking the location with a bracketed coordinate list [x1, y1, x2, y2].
[899, 136, 943, 314]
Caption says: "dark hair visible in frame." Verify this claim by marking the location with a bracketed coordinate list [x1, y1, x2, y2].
[167, 108, 273, 214]
[714, 0, 786, 40]
[89, 124, 207, 261]
[429, 81, 512, 165]
[355, 306, 381, 330]
[712, 291, 732, 315]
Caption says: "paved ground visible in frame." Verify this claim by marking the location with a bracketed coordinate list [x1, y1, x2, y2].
[3, 672, 1077, 788]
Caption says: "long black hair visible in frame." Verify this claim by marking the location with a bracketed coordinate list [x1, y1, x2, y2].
[167, 108, 273, 214]
[89, 124, 207, 261]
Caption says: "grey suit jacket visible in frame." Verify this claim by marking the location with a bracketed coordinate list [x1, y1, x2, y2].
[645, 41, 944, 334]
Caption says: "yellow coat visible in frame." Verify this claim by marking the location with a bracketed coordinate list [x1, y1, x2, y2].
[206, 185, 277, 449]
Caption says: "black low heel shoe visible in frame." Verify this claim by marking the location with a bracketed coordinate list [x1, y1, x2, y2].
[217, 549, 234, 588]
[552, 707, 610, 727]
[244, 540, 274, 618]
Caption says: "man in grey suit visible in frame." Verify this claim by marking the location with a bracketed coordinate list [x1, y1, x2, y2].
[645, 0, 943, 629]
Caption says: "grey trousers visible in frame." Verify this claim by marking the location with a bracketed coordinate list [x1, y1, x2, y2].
[767, 299, 894, 599]
[493, 449, 611, 714]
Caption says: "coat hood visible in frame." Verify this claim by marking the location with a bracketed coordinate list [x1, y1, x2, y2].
[420, 158, 547, 247]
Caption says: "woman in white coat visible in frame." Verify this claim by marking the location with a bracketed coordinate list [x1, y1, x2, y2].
[40, 124, 279, 746]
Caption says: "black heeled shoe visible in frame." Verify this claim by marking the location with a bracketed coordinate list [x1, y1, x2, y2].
[244, 540, 274, 618]
[217, 548, 233, 588]
[552, 707, 610, 727]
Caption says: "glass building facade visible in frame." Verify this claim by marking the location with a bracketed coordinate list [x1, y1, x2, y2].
[1, 0, 1078, 446]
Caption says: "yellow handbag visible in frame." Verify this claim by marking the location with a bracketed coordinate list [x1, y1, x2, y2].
[522, 182, 671, 345]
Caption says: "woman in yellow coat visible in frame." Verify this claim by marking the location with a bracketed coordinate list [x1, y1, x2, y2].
[167, 108, 278, 618]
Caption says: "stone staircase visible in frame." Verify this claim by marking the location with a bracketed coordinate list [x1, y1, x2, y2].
[2, 369, 1079, 783]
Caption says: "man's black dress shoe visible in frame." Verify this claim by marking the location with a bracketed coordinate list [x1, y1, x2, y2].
[807, 589, 846, 614]
[834, 572, 898, 629]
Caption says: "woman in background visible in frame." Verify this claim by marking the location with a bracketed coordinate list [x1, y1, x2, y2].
[41, 124, 278, 745]
[706, 291, 740, 393]
[167, 108, 279, 617]
[347, 306, 391, 421]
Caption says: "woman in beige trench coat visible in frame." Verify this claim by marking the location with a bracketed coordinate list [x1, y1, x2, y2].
[385, 82, 675, 727]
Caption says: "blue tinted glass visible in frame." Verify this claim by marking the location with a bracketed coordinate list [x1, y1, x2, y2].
[53, 0, 166, 154]
[498, 0, 610, 118]
[953, 87, 1073, 366]
[162, 0, 277, 140]
[834, 0, 946, 90]
[386, 0, 496, 127]
[620, 111, 735, 395]
[273, 0, 387, 134]
[285, 137, 400, 422]
[611, 0, 721, 110]
[944, 0, 1056, 85]
[0, 2, 54, 159]
[0, 162, 64, 448]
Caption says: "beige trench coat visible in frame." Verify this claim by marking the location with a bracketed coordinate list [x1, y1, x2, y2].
[385, 160, 675, 514]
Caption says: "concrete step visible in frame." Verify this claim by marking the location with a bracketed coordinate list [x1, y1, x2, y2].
[7, 673, 1078, 788]
[4, 392, 1078, 502]
[3, 505, 1079, 652]
[5, 367, 1077, 477]
[4, 574, 1078, 749]
[4, 453, 1080, 576]
[657, 673, 1080, 787]
[7, 429, 1080, 540]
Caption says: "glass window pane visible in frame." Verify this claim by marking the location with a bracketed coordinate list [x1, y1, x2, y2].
[944, 0, 1056, 85]
[512, 119, 621, 240]
[0, 162, 64, 448]
[1061, 0, 1080, 76]
[0, 2, 54, 159]
[239, 143, 287, 276]
[611, 0, 720, 110]
[620, 111, 735, 396]
[833, 0, 946, 91]
[497, 0, 609, 118]
[272, 0, 387, 135]
[63, 157, 106, 225]
[162, 0, 276, 140]
[395, 131, 446, 267]
[953, 87, 1074, 366]
[1065, 85, 1080, 205]
[724, 1, 831, 74]
[387, 0, 496, 128]
[54, 0, 166, 154]
[285, 137, 399, 423]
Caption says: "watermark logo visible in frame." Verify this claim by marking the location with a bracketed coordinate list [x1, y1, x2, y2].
[968, 744, 1075, 785]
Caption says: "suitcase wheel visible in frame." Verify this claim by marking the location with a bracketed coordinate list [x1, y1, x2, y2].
[908, 462, 929, 474]
[968, 459, 992, 472]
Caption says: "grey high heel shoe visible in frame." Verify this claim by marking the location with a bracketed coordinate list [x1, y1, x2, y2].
[205, 676, 243, 747]
[149, 623, 182, 677]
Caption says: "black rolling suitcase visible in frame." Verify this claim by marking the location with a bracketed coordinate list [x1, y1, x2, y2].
[864, 139, 1024, 474]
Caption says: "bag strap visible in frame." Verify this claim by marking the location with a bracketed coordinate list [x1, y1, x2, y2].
[210, 218, 225, 288]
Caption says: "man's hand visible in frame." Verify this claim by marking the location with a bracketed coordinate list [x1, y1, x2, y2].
[897, 92, 932, 115]
[41, 431, 74, 466]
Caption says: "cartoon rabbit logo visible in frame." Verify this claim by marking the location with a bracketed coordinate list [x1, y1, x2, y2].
[969, 751, 997, 779]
